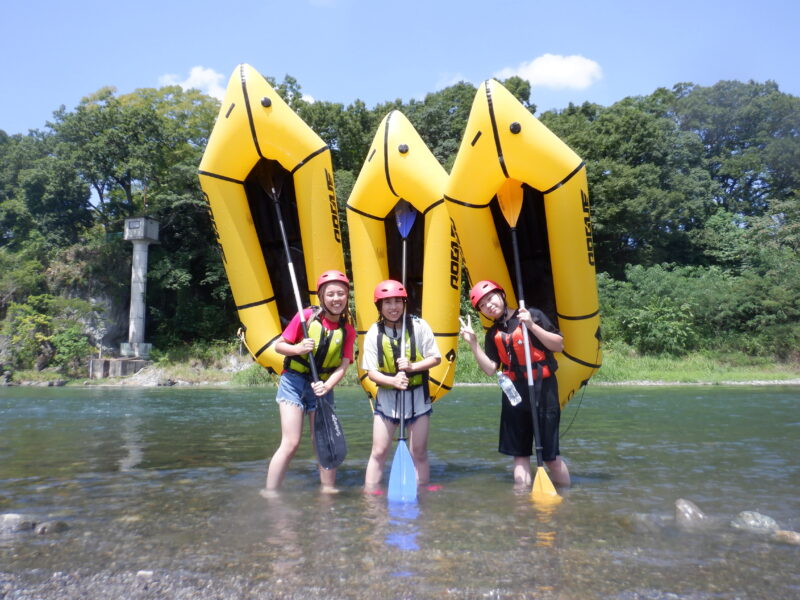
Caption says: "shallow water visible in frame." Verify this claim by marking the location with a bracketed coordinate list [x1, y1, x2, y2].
[1, 384, 799, 599]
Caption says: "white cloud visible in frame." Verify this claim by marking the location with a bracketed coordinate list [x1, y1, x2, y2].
[495, 54, 603, 90]
[159, 66, 227, 100]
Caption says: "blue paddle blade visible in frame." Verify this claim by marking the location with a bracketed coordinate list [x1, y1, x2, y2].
[394, 200, 417, 239]
[388, 440, 417, 502]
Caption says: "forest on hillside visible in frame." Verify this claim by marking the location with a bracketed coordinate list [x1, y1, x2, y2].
[0, 75, 798, 376]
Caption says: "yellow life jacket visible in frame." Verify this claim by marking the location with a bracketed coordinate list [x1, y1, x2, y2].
[284, 308, 345, 381]
[376, 315, 427, 389]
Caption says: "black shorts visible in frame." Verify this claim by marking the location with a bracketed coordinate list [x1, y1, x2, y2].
[498, 375, 561, 461]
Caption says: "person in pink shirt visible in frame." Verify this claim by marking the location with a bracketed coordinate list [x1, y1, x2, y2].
[263, 270, 356, 494]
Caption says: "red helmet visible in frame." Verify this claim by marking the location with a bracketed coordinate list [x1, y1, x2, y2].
[469, 280, 504, 309]
[316, 270, 350, 293]
[373, 279, 407, 303]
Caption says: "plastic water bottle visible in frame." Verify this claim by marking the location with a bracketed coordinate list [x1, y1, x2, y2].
[497, 372, 522, 406]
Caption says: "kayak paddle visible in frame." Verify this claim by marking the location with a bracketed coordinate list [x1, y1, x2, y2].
[261, 161, 347, 470]
[388, 200, 418, 503]
[496, 179, 561, 505]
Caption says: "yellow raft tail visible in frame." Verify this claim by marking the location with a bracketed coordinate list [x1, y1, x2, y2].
[198, 64, 345, 372]
[445, 79, 602, 407]
[347, 110, 460, 402]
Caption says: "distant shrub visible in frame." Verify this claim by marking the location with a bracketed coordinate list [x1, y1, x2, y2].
[2, 294, 96, 372]
[51, 324, 94, 376]
[618, 299, 697, 356]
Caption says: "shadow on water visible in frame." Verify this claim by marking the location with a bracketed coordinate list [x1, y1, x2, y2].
[1, 384, 799, 598]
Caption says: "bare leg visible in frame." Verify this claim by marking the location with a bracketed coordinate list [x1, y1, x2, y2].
[265, 402, 305, 491]
[365, 415, 397, 489]
[545, 456, 571, 487]
[309, 410, 339, 492]
[513, 456, 532, 485]
[407, 414, 430, 485]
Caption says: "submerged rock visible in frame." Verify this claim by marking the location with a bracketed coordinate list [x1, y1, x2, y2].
[675, 498, 716, 530]
[730, 511, 779, 534]
[35, 520, 69, 534]
[619, 512, 672, 534]
[0, 513, 36, 533]
[772, 529, 800, 545]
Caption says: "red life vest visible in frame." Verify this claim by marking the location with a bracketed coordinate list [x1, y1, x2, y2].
[493, 324, 551, 382]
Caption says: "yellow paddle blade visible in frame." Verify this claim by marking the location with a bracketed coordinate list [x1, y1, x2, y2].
[496, 178, 525, 228]
[531, 466, 563, 505]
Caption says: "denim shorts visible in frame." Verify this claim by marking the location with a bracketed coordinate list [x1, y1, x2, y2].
[275, 370, 321, 413]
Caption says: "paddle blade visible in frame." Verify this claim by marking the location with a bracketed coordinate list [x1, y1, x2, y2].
[496, 178, 525, 228]
[313, 396, 347, 470]
[257, 159, 288, 201]
[394, 199, 417, 239]
[388, 440, 417, 502]
[531, 466, 563, 506]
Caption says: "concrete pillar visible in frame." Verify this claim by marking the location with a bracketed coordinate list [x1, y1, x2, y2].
[121, 218, 159, 359]
[128, 239, 151, 345]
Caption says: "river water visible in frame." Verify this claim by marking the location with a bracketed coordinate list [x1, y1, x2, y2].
[1, 384, 798, 599]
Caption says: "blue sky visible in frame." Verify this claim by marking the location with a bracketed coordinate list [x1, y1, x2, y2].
[2, 0, 797, 136]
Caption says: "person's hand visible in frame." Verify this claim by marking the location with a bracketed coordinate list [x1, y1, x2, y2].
[295, 337, 315, 355]
[311, 380, 327, 397]
[459, 315, 477, 346]
[393, 371, 409, 390]
[396, 356, 412, 372]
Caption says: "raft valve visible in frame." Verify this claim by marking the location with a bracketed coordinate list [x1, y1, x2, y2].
[510, 122, 521, 134]
[398, 144, 409, 154]
[261, 97, 272, 108]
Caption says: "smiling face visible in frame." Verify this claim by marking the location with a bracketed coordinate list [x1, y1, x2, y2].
[477, 291, 506, 321]
[379, 296, 405, 323]
[320, 282, 349, 317]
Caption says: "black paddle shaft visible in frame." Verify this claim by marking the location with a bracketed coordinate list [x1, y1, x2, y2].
[272, 196, 320, 383]
[510, 227, 545, 468]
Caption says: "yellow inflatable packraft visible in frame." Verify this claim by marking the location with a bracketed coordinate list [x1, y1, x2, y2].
[347, 110, 460, 402]
[198, 64, 346, 372]
[445, 79, 601, 407]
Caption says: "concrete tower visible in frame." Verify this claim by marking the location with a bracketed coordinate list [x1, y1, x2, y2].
[120, 217, 159, 359]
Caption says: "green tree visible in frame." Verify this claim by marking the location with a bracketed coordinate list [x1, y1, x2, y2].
[673, 80, 800, 216]
[405, 82, 477, 170]
[543, 94, 718, 276]
[50, 87, 171, 228]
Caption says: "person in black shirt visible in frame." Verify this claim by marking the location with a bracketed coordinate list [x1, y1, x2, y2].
[460, 280, 571, 487]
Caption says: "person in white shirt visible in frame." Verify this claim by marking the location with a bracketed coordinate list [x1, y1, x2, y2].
[362, 279, 441, 490]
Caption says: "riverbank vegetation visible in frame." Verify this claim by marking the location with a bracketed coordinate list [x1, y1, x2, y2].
[0, 77, 798, 381]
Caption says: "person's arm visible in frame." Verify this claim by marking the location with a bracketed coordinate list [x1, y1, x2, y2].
[311, 358, 351, 396]
[517, 308, 563, 352]
[311, 323, 357, 396]
[275, 336, 315, 357]
[459, 315, 498, 377]
[396, 319, 441, 373]
[275, 309, 317, 357]
[367, 367, 408, 390]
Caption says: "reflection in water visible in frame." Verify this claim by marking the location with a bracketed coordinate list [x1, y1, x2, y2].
[385, 501, 421, 552]
[118, 415, 143, 472]
[261, 493, 307, 577]
[361, 491, 422, 579]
